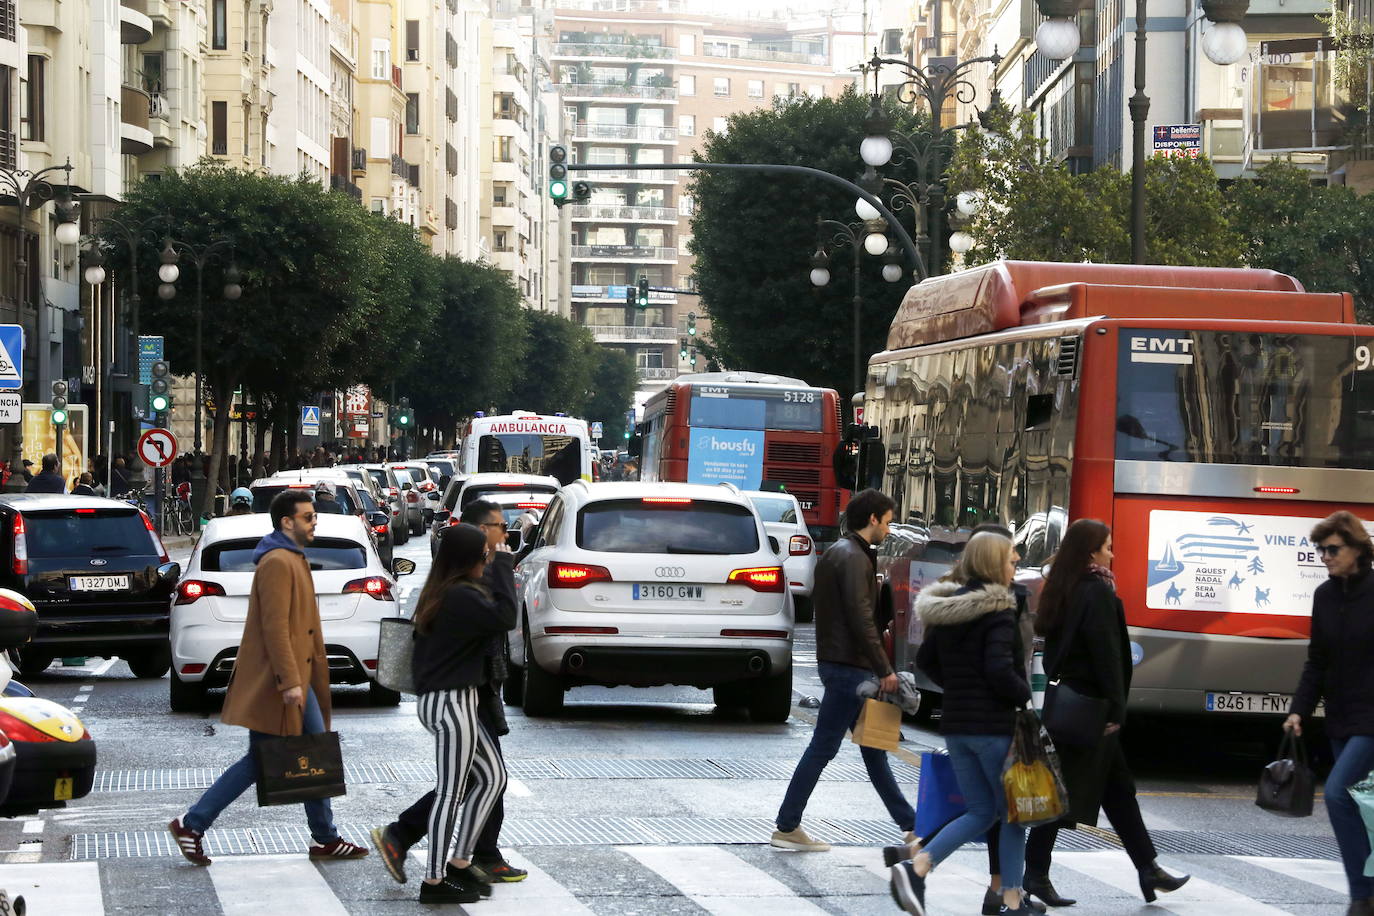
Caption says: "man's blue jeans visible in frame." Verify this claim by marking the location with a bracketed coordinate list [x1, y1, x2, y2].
[1327, 735, 1374, 899]
[184, 688, 339, 844]
[776, 661, 916, 833]
[924, 733, 1025, 887]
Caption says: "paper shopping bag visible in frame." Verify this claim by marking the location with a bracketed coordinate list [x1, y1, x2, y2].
[850, 697, 902, 752]
[254, 730, 346, 807]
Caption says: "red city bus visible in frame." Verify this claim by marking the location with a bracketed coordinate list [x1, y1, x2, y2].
[866, 260, 1369, 717]
[639, 372, 848, 545]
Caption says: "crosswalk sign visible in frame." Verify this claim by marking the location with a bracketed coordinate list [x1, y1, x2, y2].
[0, 325, 23, 390]
[301, 405, 321, 436]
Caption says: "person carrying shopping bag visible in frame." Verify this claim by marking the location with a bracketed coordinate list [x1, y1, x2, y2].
[1022, 519, 1188, 907]
[402, 523, 514, 904]
[889, 531, 1035, 916]
[1286, 510, 1374, 916]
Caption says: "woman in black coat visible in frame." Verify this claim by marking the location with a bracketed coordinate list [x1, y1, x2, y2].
[1286, 510, 1374, 916]
[1023, 519, 1189, 907]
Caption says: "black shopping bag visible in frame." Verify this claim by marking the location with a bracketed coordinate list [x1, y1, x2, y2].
[254, 729, 347, 807]
[1256, 731, 1314, 818]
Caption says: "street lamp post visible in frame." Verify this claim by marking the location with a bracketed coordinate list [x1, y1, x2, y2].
[0, 161, 80, 489]
[808, 217, 895, 399]
[1034, 0, 1251, 262]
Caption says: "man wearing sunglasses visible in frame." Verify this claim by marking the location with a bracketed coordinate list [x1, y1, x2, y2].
[170, 489, 368, 865]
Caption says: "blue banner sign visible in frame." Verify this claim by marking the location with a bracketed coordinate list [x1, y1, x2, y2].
[687, 428, 764, 490]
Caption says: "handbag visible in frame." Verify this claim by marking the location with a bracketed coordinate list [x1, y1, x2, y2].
[376, 616, 416, 694]
[1040, 602, 1110, 747]
[851, 697, 902, 752]
[1002, 709, 1070, 827]
[914, 749, 967, 838]
[253, 712, 347, 807]
[1256, 731, 1314, 817]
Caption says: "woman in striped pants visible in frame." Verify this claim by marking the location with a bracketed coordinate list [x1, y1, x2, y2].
[408, 523, 516, 905]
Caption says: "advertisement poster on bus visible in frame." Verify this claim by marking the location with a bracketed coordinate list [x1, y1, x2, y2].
[687, 428, 763, 490]
[1145, 509, 1374, 617]
[21, 403, 88, 484]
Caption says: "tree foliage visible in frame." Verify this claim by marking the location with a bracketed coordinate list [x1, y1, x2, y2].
[507, 311, 600, 416]
[585, 348, 638, 443]
[689, 90, 931, 395]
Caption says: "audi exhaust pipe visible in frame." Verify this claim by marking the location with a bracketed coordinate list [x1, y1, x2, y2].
[567, 652, 586, 672]
[747, 654, 766, 674]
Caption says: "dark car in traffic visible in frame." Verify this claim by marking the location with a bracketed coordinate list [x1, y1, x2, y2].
[0, 495, 180, 678]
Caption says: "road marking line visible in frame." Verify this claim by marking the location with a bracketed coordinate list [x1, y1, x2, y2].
[20, 821, 41, 835]
[0, 861, 101, 912]
[91, 658, 118, 677]
[71, 695, 89, 704]
[407, 849, 593, 914]
[622, 845, 826, 914]
[1231, 856, 1347, 895]
[209, 854, 348, 916]
[78, 685, 94, 693]
[1054, 849, 1297, 915]
[506, 777, 532, 798]
[826, 847, 990, 915]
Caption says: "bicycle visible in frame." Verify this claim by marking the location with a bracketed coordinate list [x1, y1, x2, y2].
[163, 483, 194, 536]
[116, 487, 148, 515]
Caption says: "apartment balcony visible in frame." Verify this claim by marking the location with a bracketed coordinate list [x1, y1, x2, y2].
[574, 123, 677, 144]
[636, 367, 677, 381]
[573, 284, 677, 304]
[579, 168, 677, 185]
[702, 44, 826, 66]
[148, 91, 173, 147]
[552, 42, 677, 63]
[351, 147, 367, 176]
[144, 0, 173, 27]
[330, 174, 363, 201]
[557, 83, 678, 103]
[491, 205, 519, 227]
[119, 0, 152, 44]
[555, 0, 687, 11]
[571, 245, 677, 263]
[585, 325, 677, 343]
[569, 204, 677, 223]
[120, 84, 154, 154]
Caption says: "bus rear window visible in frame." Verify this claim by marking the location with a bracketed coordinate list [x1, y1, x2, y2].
[577, 499, 759, 554]
[1117, 330, 1374, 469]
[689, 389, 824, 431]
[477, 434, 582, 484]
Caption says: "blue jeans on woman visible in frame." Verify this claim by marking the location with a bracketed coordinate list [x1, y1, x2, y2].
[923, 734, 1026, 888]
[1327, 735, 1374, 899]
[184, 688, 339, 843]
[777, 662, 916, 833]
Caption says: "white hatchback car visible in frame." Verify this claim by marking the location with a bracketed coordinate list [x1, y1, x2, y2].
[506, 481, 794, 722]
[745, 491, 817, 623]
[167, 514, 415, 712]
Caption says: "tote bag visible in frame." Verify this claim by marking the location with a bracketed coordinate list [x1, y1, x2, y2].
[376, 616, 416, 694]
[254, 729, 347, 807]
[914, 749, 967, 838]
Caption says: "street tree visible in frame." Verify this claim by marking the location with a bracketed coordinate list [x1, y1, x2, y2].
[584, 348, 638, 443]
[689, 90, 930, 396]
[506, 311, 598, 416]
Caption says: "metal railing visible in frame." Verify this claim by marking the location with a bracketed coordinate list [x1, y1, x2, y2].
[571, 245, 677, 260]
[552, 42, 676, 61]
[585, 169, 677, 183]
[148, 91, 169, 119]
[0, 0, 14, 42]
[574, 123, 677, 142]
[702, 44, 827, 66]
[568, 204, 678, 221]
[558, 83, 678, 101]
[586, 325, 678, 341]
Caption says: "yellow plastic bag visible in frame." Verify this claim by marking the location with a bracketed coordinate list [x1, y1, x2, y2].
[1002, 710, 1069, 827]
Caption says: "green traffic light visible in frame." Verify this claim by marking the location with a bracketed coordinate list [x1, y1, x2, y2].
[549, 180, 568, 199]
[151, 394, 171, 412]
[51, 409, 67, 426]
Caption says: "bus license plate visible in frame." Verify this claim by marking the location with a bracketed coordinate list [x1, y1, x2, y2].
[634, 584, 704, 601]
[69, 575, 130, 592]
[1205, 692, 1323, 716]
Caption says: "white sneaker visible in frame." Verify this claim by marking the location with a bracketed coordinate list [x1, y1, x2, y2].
[770, 827, 831, 852]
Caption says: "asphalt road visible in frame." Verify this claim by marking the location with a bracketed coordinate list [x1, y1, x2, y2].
[0, 531, 1351, 914]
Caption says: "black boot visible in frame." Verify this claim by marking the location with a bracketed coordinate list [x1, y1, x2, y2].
[1023, 871, 1076, 907]
[1138, 862, 1189, 903]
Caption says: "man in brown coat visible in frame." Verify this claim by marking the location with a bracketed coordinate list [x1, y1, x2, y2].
[169, 490, 368, 865]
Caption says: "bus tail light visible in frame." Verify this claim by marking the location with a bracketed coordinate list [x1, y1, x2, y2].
[549, 562, 612, 588]
[789, 535, 812, 556]
[727, 566, 785, 592]
[1254, 486, 1300, 494]
[11, 514, 25, 576]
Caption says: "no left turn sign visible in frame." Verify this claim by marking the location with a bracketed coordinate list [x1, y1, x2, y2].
[138, 428, 178, 468]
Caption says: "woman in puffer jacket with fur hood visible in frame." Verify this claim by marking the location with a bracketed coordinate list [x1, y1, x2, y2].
[889, 531, 1034, 916]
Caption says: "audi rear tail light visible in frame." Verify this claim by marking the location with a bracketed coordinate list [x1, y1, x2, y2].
[11, 514, 26, 576]
[344, 576, 394, 601]
[789, 535, 812, 556]
[141, 511, 170, 562]
[727, 566, 785, 593]
[549, 562, 612, 588]
[176, 580, 227, 605]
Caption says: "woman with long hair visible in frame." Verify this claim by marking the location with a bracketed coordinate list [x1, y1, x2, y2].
[406, 523, 515, 904]
[1286, 510, 1374, 916]
[890, 531, 1035, 915]
[1022, 519, 1188, 907]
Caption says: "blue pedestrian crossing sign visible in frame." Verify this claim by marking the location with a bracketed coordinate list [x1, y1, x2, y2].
[301, 405, 321, 436]
[0, 325, 22, 390]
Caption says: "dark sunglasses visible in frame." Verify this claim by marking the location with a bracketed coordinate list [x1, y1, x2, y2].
[1317, 543, 1348, 557]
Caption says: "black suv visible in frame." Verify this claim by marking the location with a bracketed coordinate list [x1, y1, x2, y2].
[0, 495, 180, 677]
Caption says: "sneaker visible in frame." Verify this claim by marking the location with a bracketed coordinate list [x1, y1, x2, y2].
[999, 903, 1038, 916]
[890, 861, 926, 916]
[770, 827, 831, 852]
[309, 838, 369, 860]
[168, 817, 211, 866]
[883, 844, 916, 867]
[418, 877, 481, 905]
[370, 825, 409, 884]
[472, 856, 529, 882]
[445, 864, 493, 898]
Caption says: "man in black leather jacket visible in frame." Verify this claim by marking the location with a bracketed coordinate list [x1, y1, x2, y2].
[772, 489, 916, 852]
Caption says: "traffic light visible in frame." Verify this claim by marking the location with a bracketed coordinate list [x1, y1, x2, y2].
[636, 276, 650, 310]
[392, 397, 413, 430]
[571, 181, 592, 202]
[548, 145, 568, 205]
[679, 337, 688, 360]
[50, 380, 68, 427]
[625, 285, 636, 309]
[150, 360, 172, 414]
[689, 346, 698, 368]
[687, 311, 697, 337]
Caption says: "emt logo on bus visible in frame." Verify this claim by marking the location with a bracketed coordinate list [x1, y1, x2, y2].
[1129, 335, 1195, 365]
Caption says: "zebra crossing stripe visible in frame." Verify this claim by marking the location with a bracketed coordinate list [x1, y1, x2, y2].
[407, 849, 594, 914]
[1054, 850, 1298, 915]
[208, 854, 348, 916]
[1232, 856, 1348, 895]
[622, 845, 827, 914]
[0, 861, 102, 915]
